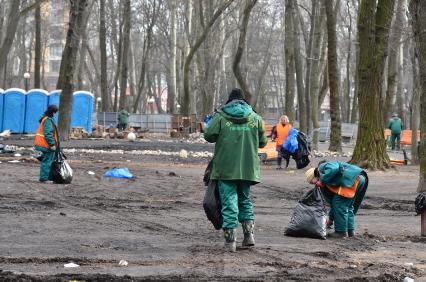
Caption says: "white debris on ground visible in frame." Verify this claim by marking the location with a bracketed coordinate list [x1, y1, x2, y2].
[0, 130, 11, 137]
[63, 148, 213, 158]
[179, 149, 188, 159]
[312, 150, 353, 158]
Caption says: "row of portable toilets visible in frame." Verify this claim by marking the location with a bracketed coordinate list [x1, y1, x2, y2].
[0, 88, 94, 134]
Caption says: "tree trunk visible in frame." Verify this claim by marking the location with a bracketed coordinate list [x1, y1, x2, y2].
[351, 0, 395, 169]
[34, 5, 41, 88]
[182, 0, 234, 115]
[325, 0, 342, 152]
[410, 0, 426, 192]
[168, 0, 177, 114]
[99, 0, 110, 111]
[292, 0, 307, 133]
[410, 45, 420, 165]
[232, 0, 257, 105]
[119, 0, 131, 110]
[284, 0, 296, 122]
[0, 1, 20, 84]
[384, 0, 404, 125]
[57, 0, 88, 141]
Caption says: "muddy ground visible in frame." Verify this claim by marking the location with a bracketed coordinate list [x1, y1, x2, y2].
[0, 136, 425, 281]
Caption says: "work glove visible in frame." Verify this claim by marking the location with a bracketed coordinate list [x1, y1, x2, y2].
[50, 145, 57, 151]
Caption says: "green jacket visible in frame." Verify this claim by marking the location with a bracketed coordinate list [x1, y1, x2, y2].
[118, 110, 130, 124]
[388, 117, 403, 134]
[319, 161, 363, 188]
[204, 100, 267, 183]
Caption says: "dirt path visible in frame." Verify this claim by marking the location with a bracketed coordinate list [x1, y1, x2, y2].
[0, 139, 425, 281]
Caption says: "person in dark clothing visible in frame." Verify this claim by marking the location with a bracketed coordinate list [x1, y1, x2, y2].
[388, 113, 403, 150]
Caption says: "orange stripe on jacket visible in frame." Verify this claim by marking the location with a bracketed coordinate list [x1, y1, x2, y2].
[34, 117, 58, 149]
[326, 176, 361, 199]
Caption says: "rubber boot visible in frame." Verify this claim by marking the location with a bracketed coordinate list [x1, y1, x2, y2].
[223, 229, 236, 252]
[241, 220, 255, 247]
[328, 231, 347, 239]
[348, 230, 355, 238]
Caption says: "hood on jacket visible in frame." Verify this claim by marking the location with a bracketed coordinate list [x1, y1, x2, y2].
[219, 100, 253, 124]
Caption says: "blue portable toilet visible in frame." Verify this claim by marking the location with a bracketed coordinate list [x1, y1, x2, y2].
[24, 89, 49, 133]
[48, 90, 61, 123]
[3, 88, 26, 133]
[0, 88, 4, 132]
[71, 91, 94, 133]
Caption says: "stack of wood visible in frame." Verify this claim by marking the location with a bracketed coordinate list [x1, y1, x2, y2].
[70, 127, 89, 139]
[91, 124, 105, 138]
[108, 127, 119, 139]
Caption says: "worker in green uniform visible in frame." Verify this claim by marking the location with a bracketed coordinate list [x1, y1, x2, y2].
[117, 108, 130, 131]
[388, 113, 403, 150]
[34, 105, 59, 183]
[306, 161, 368, 238]
[204, 88, 267, 252]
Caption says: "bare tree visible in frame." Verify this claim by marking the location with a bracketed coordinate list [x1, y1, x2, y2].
[410, 0, 426, 192]
[350, 0, 395, 169]
[57, 0, 89, 140]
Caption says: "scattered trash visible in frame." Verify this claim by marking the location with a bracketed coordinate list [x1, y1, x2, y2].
[8, 160, 20, 163]
[14, 153, 21, 157]
[64, 262, 79, 268]
[168, 172, 178, 177]
[179, 149, 188, 158]
[127, 132, 136, 141]
[404, 262, 414, 268]
[0, 130, 11, 137]
[349, 264, 357, 269]
[0, 144, 16, 153]
[403, 277, 415, 282]
[118, 260, 129, 266]
[104, 167, 134, 179]
[60, 212, 66, 216]
[87, 171, 95, 175]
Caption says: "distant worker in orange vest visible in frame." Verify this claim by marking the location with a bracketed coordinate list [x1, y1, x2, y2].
[305, 161, 368, 238]
[34, 105, 59, 183]
[271, 115, 292, 169]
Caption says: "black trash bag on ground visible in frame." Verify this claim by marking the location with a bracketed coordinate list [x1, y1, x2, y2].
[285, 187, 327, 239]
[203, 180, 223, 230]
[415, 192, 426, 215]
[51, 150, 73, 184]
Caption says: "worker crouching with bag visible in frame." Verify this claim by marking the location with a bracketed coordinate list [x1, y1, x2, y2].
[34, 105, 59, 183]
[306, 161, 368, 238]
[204, 88, 268, 252]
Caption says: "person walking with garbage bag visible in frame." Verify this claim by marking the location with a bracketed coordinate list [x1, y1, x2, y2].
[305, 161, 368, 238]
[204, 88, 268, 252]
[271, 115, 292, 170]
[34, 105, 59, 183]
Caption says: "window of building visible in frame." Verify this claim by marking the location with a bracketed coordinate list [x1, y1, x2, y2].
[49, 60, 61, 73]
[49, 44, 63, 58]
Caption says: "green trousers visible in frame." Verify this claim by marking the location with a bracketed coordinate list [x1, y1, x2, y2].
[390, 133, 401, 150]
[218, 180, 254, 229]
[36, 146, 55, 181]
[324, 176, 366, 233]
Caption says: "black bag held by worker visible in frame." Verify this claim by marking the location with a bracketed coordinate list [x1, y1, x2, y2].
[202, 159, 223, 230]
[415, 192, 426, 215]
[293, 132, 311, 169]
[285, 187, 327, 239]
[203, 180, 223, 230]
[51, 150, 73, 184]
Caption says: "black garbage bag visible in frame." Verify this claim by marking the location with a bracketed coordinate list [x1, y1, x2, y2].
[51, 150, 73, 184]
[285, 187, 327, 239]
[203, 180, 223, 230]
[415, 192, 426, 215]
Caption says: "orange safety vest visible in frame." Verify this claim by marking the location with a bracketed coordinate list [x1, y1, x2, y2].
[326, 176, 361, 199]
[276, 123, 292, 146]
[34, 117, 58, 149]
